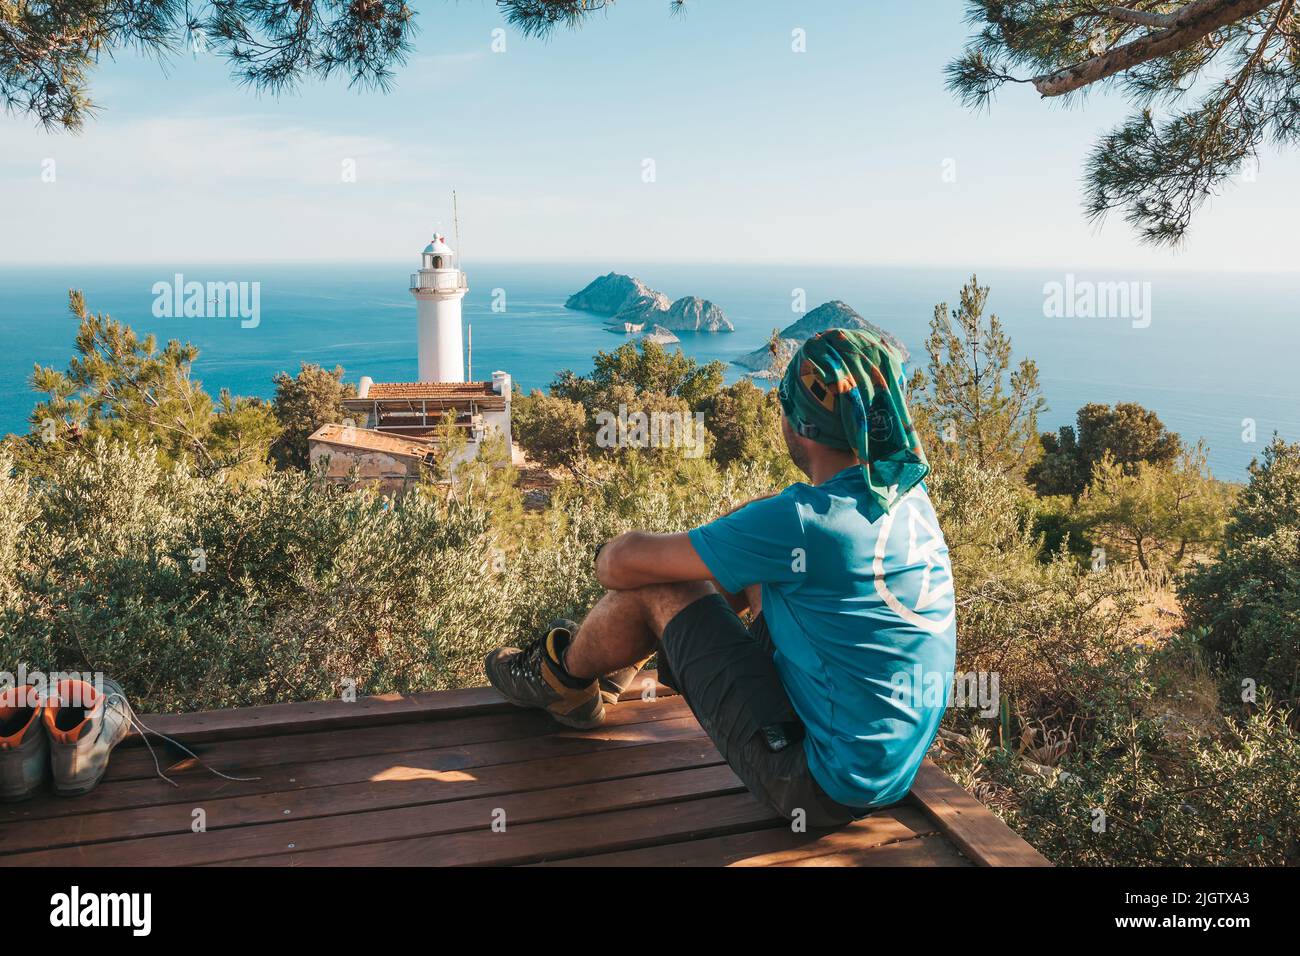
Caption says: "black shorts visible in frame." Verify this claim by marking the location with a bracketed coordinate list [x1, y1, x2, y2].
[658, 592, 863, 828]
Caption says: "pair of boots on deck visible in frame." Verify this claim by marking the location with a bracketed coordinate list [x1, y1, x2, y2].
[0, 679, 133, 802]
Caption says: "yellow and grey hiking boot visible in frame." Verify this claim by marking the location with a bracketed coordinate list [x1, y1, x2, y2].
[0, 685, 49, 802]
[43, 678, 133, 797]
[485, 621, 605, 730]
[599, 656, 654, 705]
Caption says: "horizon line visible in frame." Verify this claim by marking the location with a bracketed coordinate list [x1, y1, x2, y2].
[1, 258, 1295, 278]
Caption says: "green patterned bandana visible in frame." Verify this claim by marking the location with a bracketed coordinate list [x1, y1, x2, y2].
[777, 328, 929, 512]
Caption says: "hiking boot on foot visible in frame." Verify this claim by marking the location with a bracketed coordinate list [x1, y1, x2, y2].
[0, 685, 48, 802]
[599, 656, 654, 705]
[485, 621, 605, 729]
[43, 678, 132, 797]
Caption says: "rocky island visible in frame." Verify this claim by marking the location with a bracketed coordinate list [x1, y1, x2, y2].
[565, 272, 734, 333]
[733, 300, 910, 378]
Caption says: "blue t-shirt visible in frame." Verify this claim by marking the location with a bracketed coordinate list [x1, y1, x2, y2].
[687, 466, 957, 808]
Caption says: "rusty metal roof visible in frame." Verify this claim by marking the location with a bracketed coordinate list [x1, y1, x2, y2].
[344, 381, 507, 411]
[307, 423, 436, 460]
[367, 381, 498, 399]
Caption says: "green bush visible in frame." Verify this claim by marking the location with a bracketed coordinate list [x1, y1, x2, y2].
[0, 438, 784, 714]
[928, 458, 1139, 724]
[1181, 437, 1300, 707]
[951, 655, 1300, 866]
[0, 442, 554, 710]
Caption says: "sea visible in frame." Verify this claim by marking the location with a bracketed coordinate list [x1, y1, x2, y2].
[0, 262, 1295, 482]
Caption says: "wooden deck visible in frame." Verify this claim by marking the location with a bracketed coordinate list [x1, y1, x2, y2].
[0, 675, 1048, 867]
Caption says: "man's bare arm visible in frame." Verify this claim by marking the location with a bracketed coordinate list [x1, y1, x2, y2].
[595, 493, 779, 601]
[595, 531, 753, 612]
[595, 531, 712, 591]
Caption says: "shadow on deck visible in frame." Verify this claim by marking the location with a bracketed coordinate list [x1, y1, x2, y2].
[0, 675, 1049, 867]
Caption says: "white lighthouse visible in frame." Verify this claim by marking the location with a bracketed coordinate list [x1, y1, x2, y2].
[306, 225, 520, 492]
[410, 233, 468, 382]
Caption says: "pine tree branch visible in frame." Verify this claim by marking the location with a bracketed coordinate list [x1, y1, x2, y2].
[1101, 5, 1179, 28]
[1034, 0, 1279, 96]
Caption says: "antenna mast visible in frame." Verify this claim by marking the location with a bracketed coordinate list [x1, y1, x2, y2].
[455, 190, 469, 379]
[452, 190, 462, 270]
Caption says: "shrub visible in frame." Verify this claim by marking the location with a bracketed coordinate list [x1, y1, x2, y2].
[1, 441, 589, 710]
[1076, 444, 1228, 572]
[0, 436, 786, 714]
[951, 663, 1300, 866]
[270, 363, 357, 470]
[928, 458, 1139, 725]
[1028, 402, 1182, 498]
[1181, 437, 1300, 707]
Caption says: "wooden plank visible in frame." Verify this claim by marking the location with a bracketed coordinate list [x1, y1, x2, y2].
[8, 765, 749, 867]
[907, 761, 1050, 867]
[2, 697, 696, 824]
[0, 736, 725, 855]
[764, 833, 971, 867]
[1, 687, 1049, 868]
[0, 716, 709, 841]
[104, 693, 692, 783]
[536, 805, 939, 867]
[127, 672, 673, 745]
[208, 791, 783, 867]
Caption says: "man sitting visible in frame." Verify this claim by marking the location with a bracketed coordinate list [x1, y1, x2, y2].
[485, 329, 957, 825]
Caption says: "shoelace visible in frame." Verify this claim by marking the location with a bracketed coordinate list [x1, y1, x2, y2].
[509, 633, 554, 679]
[105, 692, 262, 789]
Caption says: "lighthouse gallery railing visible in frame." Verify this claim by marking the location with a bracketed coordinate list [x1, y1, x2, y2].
[410, 271, 468, 292]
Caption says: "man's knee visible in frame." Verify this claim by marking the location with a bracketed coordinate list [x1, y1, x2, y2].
[629, 580, 716, 635]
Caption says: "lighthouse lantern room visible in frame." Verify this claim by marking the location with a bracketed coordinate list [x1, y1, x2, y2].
[410, 233, 468, 383]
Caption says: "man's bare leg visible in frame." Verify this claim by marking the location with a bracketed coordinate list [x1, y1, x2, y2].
[563, 581, 714, 680]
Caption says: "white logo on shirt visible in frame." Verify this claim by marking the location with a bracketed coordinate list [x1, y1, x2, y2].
[907, 506, 952, 612]
[872, 491, 955, 635]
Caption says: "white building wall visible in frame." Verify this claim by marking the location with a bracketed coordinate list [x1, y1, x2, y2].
[486, 370, 513, 455]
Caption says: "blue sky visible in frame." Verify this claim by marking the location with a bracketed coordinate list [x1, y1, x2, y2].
[2, 0, 1296, 270]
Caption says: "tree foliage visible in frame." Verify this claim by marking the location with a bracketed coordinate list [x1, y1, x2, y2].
[1077, 442, 1228, 570]
[948, 0, 1300, 244]
[2, 0, 418, 130]
[14, 291, 279, 481]
[551, 338, 724, 411]
[3, 1, 695, 130]
[913, 275, 1046, 479]
[514, 340, 797, 483]
[500, 0, 685, 37]
[1029, 401, 1184, 497]
[697, 378, 788, 471]
[1181, 437, 1300, 704]
[270, 363, 357, 470]
[509, 390, 589, 475]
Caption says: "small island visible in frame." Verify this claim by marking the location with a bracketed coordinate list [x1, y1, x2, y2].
[733, 300, 910, 378]
[566, 272, 735, 333]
